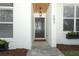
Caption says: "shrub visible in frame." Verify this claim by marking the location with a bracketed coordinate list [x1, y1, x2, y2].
[0, 39, 8, 45]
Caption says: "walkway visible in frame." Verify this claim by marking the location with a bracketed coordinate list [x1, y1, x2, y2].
[27, 41, 64, 56]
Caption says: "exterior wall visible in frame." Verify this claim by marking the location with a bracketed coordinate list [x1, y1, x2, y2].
[14, 1, 32, 49]
[56, 4, 79, 45]
[1, 0, 79, 50]
[51, 3, 56, 47]
[46, 4, 52, 46]
[32, 5, 34, 41]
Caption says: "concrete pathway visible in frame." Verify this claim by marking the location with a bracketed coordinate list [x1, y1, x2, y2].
[27, 41, 64, 56]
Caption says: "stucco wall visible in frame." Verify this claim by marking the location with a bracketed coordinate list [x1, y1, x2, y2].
[46, 4, 52, 46]
[14, 1, 32, 49]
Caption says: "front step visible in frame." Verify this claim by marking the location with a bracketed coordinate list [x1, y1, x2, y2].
[34, 40, 46, 41]
[34, 38, 46, 41]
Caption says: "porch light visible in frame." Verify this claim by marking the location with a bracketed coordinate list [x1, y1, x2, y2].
[39, 7, 42, 17]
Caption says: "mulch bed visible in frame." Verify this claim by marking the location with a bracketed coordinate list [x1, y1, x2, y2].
[57, 44, 79, 51]
[0, 48, 28, 56]
[57, 44, 79, 56]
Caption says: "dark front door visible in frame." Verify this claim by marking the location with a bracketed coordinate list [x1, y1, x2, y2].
[35, 18, 45, 38]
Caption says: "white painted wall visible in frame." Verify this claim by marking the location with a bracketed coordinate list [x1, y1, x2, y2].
[46, 4, 52, 46]
[56, 4, 64, 44]
[51, 3, 56, 47]
[14, 1, 32, 49]
[31, 4, 34, 41]
[56, 4, 79, 45]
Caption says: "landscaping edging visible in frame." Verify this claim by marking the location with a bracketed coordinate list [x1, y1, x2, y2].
[0, 48, 28, 56]
[57, 44, 79, 51]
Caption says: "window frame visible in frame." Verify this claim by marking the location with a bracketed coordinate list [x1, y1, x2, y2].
[63, 4, 79, 32]
[0, 5, 13, 38]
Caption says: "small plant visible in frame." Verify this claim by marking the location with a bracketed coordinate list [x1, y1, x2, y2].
[0, 39, 9, 51]
[68, 32, 77, 36]
[66, 32, 79, 39]
[0, 39, 8, 45]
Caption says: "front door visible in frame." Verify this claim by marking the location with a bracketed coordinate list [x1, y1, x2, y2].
[35, 17, 45, 38]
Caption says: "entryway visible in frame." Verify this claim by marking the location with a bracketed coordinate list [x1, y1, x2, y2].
[32, 3, 49, 47]
[27, 3, 64, 56]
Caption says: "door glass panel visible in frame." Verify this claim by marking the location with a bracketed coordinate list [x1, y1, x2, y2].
[35, 18, 45, 38]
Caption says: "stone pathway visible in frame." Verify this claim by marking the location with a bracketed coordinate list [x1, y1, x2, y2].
[27, 47, 64, 56]
[27, 41, 64, 56]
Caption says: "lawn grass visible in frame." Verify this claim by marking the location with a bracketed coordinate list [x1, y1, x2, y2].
[63, 51, 79, 56]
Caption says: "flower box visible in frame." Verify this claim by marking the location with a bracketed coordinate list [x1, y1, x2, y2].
[66, 32, 79, 39]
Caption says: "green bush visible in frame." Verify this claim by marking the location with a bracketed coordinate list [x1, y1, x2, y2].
[0, 39, 8, 45]
[67, 32, 78, 36]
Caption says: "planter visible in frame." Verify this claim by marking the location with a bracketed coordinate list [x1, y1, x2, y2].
[0, 39, 9, 51]
[66, 32, 79, 39]
[0, 43, 9, 51]
[66, 34, 79, 39]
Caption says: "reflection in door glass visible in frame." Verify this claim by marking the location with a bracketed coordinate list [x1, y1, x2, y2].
[35, 18, 45, 38]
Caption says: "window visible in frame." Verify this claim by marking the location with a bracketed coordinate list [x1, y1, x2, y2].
[63, 5, 79, 31]
[63, 19, 74, 31]
[63, 6, 74, 31]
[76, 6, 79, 31]
[0, 3, 13, 38]
[64, 6, 74, 18]
[76, 19, 79, 31]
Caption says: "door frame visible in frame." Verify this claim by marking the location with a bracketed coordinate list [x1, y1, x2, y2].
[31, 3, 56, 49]
[34, 16, 46, 40]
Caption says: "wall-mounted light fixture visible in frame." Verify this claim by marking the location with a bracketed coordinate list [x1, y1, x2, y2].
[39, 7, 42, 17]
